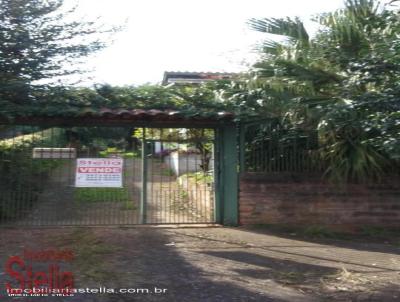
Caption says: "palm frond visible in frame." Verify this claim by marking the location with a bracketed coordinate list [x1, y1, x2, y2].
[262, 40, 284, 55]
[344, 0, 379, 21]
[248, 17, 309, 45]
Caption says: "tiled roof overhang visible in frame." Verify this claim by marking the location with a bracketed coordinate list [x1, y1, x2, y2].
[0, 109, 235, 128]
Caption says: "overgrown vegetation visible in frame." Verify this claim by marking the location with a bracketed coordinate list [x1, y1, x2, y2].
[0, 128, 66, 220]
[179, 171, 214, 185]
[231, 0, 400, 182]
[0, 0, 398, 184]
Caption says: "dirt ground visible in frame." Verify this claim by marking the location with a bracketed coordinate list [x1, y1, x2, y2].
[1, 226, 400, 302]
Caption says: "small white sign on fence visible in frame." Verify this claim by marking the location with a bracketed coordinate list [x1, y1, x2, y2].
[33, 148, 76, 159]
[75, 158, 123, 188]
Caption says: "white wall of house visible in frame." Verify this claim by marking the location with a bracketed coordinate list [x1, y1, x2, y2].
[164, 152, 214, 176]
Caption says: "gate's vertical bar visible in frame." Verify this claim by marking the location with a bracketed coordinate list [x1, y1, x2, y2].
[140, 128, 147, 224]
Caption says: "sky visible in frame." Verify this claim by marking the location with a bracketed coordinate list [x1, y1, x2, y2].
[74, 0, 346, 86]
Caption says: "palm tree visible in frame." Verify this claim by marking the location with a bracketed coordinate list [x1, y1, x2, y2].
[239, 0, 400, 182]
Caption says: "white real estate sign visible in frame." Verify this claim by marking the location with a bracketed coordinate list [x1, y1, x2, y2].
[75, 158, 123, 188]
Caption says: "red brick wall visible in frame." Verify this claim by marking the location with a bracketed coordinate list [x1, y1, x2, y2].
[239, 173, 400, 230]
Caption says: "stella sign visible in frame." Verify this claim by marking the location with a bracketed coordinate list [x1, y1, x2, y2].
[75, 158, 123, 188]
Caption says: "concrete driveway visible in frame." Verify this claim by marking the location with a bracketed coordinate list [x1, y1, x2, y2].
[1, 226, 399, 301]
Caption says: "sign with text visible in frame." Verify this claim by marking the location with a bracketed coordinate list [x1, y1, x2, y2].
[75, 158, 123, 188]
[33, 148, 76, 159]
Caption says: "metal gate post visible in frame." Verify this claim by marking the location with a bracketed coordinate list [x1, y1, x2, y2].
[140, 128, 147, 224]
[214, 130, 221, 224]
[239, 123, 246, 174]
[218, 124, 239, 226]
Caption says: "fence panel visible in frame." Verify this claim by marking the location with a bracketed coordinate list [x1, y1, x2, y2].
[241, 121, 323, 174]
[0, 125, 216, 226]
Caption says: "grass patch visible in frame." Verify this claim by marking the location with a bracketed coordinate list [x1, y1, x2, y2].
[161, 168, 175, 176]
[180, 171, 214, 184]
[122, 202, 137, 210]
[98, 147, 140, 158]
[360, 226, 394, 238]
[74, 187, 130, 203]
[303, 226, 336, 239]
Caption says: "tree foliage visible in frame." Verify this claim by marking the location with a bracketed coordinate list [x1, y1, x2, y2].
[0, 0, 115, 105]
[0, 81, 233, 119]
[1, 0, 398, 184]
[227, 0, 400, 182]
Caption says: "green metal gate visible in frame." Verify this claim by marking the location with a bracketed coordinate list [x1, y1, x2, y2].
[0, 125, 218, 226]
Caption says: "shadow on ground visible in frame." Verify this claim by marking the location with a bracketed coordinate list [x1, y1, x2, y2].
[240, 225, 400, 255]
[1, 227, 400, 302]
[202, 250, 337, 281]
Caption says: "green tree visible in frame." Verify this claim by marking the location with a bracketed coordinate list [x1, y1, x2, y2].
[0, 0, 114, 107]
[232, 0, 400, 182]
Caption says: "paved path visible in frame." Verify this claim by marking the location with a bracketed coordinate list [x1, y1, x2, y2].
[0, 227, 399, 301]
